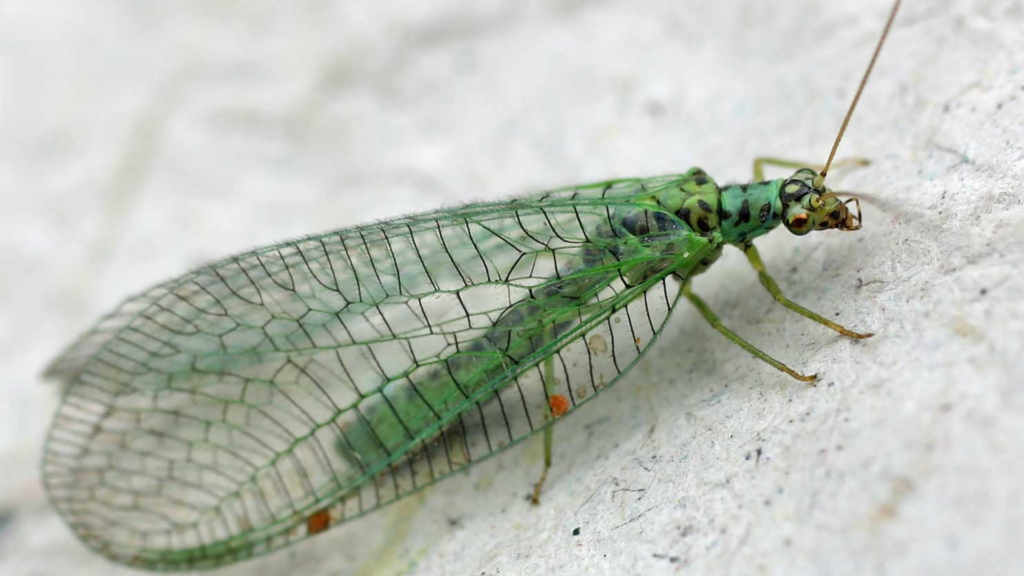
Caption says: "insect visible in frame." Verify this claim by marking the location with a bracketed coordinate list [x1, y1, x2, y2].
[40, 1, 901, 570]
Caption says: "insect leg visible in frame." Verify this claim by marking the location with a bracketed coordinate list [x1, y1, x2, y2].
[752, 157, 870, 181]
[743, 244, 873, 339]
[682, 282, 817, 383]
[531, 330, 557, 505]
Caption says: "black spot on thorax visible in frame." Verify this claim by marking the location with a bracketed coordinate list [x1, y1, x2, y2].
[696, 216, 710, 233]
[736, 199, 751, 224]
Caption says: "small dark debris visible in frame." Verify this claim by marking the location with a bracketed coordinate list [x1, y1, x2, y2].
[653, 553, 682, 563]
[572, 527, 581, 536]
[980, 288, 988, 296]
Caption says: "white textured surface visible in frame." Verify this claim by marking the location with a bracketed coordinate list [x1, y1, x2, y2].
[2, 1, 1023, 575]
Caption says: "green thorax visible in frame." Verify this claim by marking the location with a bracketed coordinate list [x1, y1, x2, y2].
[717, 180, 784, 245]
[652, 168, 784, 246]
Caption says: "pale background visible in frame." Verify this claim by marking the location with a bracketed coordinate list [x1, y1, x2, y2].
[2, 0, 1022, 575]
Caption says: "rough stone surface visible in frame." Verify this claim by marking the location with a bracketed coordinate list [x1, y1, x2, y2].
[2, 1, 1022, 575]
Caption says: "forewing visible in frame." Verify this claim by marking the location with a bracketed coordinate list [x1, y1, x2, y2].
[42, 175, 713, 569]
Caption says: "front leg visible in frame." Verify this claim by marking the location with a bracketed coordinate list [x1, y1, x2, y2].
[744, 244, 873, 339]
[753, 157, 870, 181]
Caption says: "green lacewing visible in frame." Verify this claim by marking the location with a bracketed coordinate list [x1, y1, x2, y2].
[41, 1, 900, 570]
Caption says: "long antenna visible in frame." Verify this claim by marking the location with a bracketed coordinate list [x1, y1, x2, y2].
[816, 0, 902, 188]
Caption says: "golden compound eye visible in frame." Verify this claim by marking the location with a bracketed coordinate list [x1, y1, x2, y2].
[790, 214, 810, 229]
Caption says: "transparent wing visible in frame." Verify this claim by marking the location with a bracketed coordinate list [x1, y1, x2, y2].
[42, 174, 715, 570]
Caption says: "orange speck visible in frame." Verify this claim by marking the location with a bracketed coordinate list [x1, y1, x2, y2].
[307, 509, 331, 535]
[549, 394, 570, 417]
